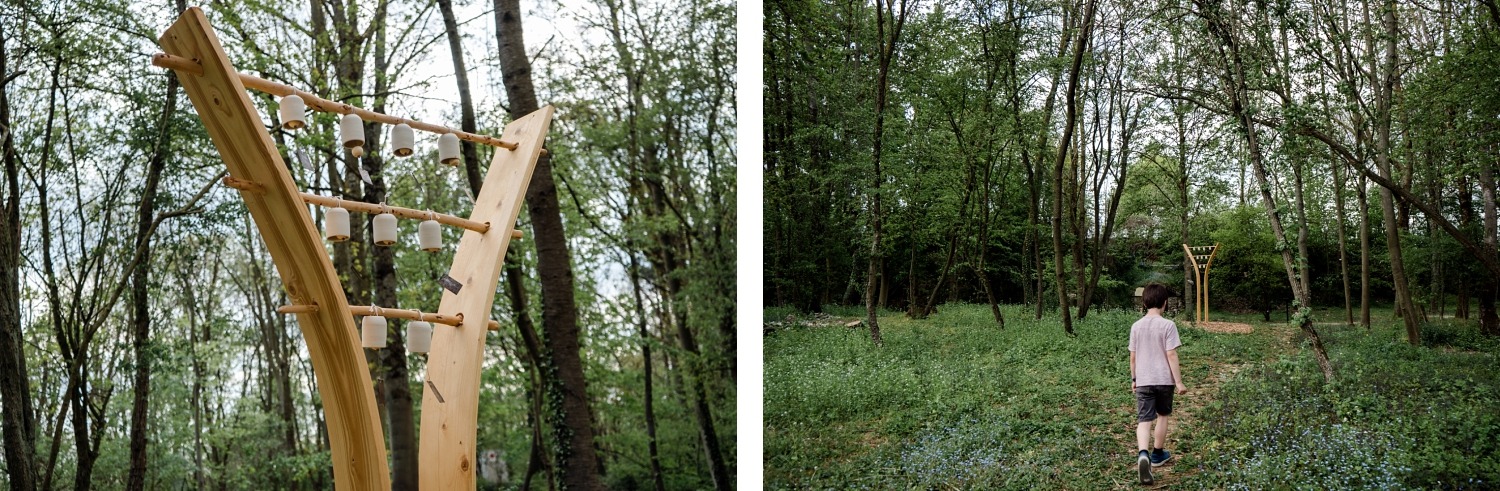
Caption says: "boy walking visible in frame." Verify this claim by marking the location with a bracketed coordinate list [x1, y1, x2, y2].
[1128, 283, 1186, 485]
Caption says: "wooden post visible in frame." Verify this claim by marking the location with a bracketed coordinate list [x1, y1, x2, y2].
[418, 108, 551, 489]
[1204, 243, 1219, 322]
[158, 8, 390, 489]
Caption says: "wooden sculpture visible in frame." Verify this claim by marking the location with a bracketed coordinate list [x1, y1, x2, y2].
[154, 7, 551, 490]
[1183, 243, 1220, 324]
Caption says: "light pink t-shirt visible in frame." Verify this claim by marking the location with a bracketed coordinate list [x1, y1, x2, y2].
[1129, 315, 1182, 386]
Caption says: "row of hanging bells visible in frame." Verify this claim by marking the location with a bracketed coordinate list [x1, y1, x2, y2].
[360, 306, 435, 353]
[323, 203, 443, 251]
[278, 94, 461, 164]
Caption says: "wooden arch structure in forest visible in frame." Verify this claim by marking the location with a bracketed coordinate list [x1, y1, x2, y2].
[1183, 243, 1220, 323]
[153, 7, 551, 490]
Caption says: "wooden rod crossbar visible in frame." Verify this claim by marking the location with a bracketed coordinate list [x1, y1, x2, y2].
[152, 52, 519, 150]
[346, 305, 500, 331]
[299, 192, 524, 239]
[277, 304, 320, 314]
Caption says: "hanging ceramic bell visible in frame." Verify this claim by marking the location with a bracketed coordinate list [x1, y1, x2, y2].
[418, 212, 441, 252]
[325, 206, 350, 242]
[361, 307, 387, 349]
[407, 316, 433, 354]
[438, 133, 460, 166]
[279, 94, 306, 130]
[373, 205, 397, 246]
[392, 123, 414, 157]
[341, 113, 365, 156]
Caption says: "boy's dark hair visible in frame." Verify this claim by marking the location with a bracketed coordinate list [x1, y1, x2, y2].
[1142, 283, 1173, 310]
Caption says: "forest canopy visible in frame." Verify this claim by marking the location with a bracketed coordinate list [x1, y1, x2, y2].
[764, 0, 1500, 344]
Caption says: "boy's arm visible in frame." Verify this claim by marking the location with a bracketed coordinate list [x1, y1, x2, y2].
[1129, 351, 1137, 392]
[1167, 349, 1186, 394]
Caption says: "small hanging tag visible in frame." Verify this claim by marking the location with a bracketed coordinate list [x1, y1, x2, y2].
[438, 274, 463, 294]
[358, 166, 373, 186]
[296, 149, 312, 171]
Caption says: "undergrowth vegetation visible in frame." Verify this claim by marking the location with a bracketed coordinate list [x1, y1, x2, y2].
[764, 304, 1500, 489]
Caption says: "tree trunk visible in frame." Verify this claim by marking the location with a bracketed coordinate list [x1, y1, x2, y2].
[1193, 0, 1332, 379]
[974, 126, 1004, 328]
[628, 255, 666, 491]
[366, 7, 419, 485]
[1479, 159, 1499, 334]
[1371, 0, 1420, 344]
[1360, 173, 1372, 327]
[126, 51, 182, 491]
[439, 0, 484, 193]
[1080, 87, 1136, 317]
[508, 247, 554, 491]
[1177, 104, 1191, 320]
[1292, 150, 1312, 301]
[0, 20, 38, 491]
[1051, 0, 1094, 336]
[495, 0, 605, 487]
[1334, 161, 1354, 325]
[864, 0, 910, 345]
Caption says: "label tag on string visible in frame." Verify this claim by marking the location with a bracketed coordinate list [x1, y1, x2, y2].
[439, 274, 463, 295]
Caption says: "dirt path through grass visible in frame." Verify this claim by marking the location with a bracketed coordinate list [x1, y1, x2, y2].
[1098, 321, 1294, 489]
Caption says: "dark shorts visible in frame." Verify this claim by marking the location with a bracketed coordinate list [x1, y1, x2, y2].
[1136, 385, 1175, 422]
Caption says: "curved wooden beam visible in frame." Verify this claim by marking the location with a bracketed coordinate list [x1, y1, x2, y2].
[419, 106, 553, 489]
[158, 8, 390, 490]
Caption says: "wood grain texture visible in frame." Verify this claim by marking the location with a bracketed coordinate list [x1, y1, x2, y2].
[419, 106, 553, 490]
[158, 8, 391, 490]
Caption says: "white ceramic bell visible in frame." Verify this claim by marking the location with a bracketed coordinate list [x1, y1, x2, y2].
[418, 217, 441, 252]
[373, 210, 397, 246]
[407, 320, 433, 354]
[325, 206, 350, 242]
[279, 94, 306, 130]
[341, 113, 365, 148]
[439, 133, 460, 166]
[392, 123, 414, 157]
[361, 309, 387, 349]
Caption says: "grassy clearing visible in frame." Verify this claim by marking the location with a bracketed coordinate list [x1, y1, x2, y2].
[764, 304, 1500, 489]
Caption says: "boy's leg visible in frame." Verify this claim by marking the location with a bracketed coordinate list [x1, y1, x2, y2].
[1154, 385, 1175, 450]
[1134, 389, 1156, 483]
[1152, 414, 1170, 450]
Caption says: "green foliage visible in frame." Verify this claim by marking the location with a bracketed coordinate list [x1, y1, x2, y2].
[1207, 206, 1295, 313]
[1186, 319, 1500, 488]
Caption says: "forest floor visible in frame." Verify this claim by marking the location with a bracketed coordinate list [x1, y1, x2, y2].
[763, 303, 1500, 489]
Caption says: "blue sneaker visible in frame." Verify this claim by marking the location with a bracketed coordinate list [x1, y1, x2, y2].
[1150, 449, 1173, 467]
[1137, 450, 1153, 484]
